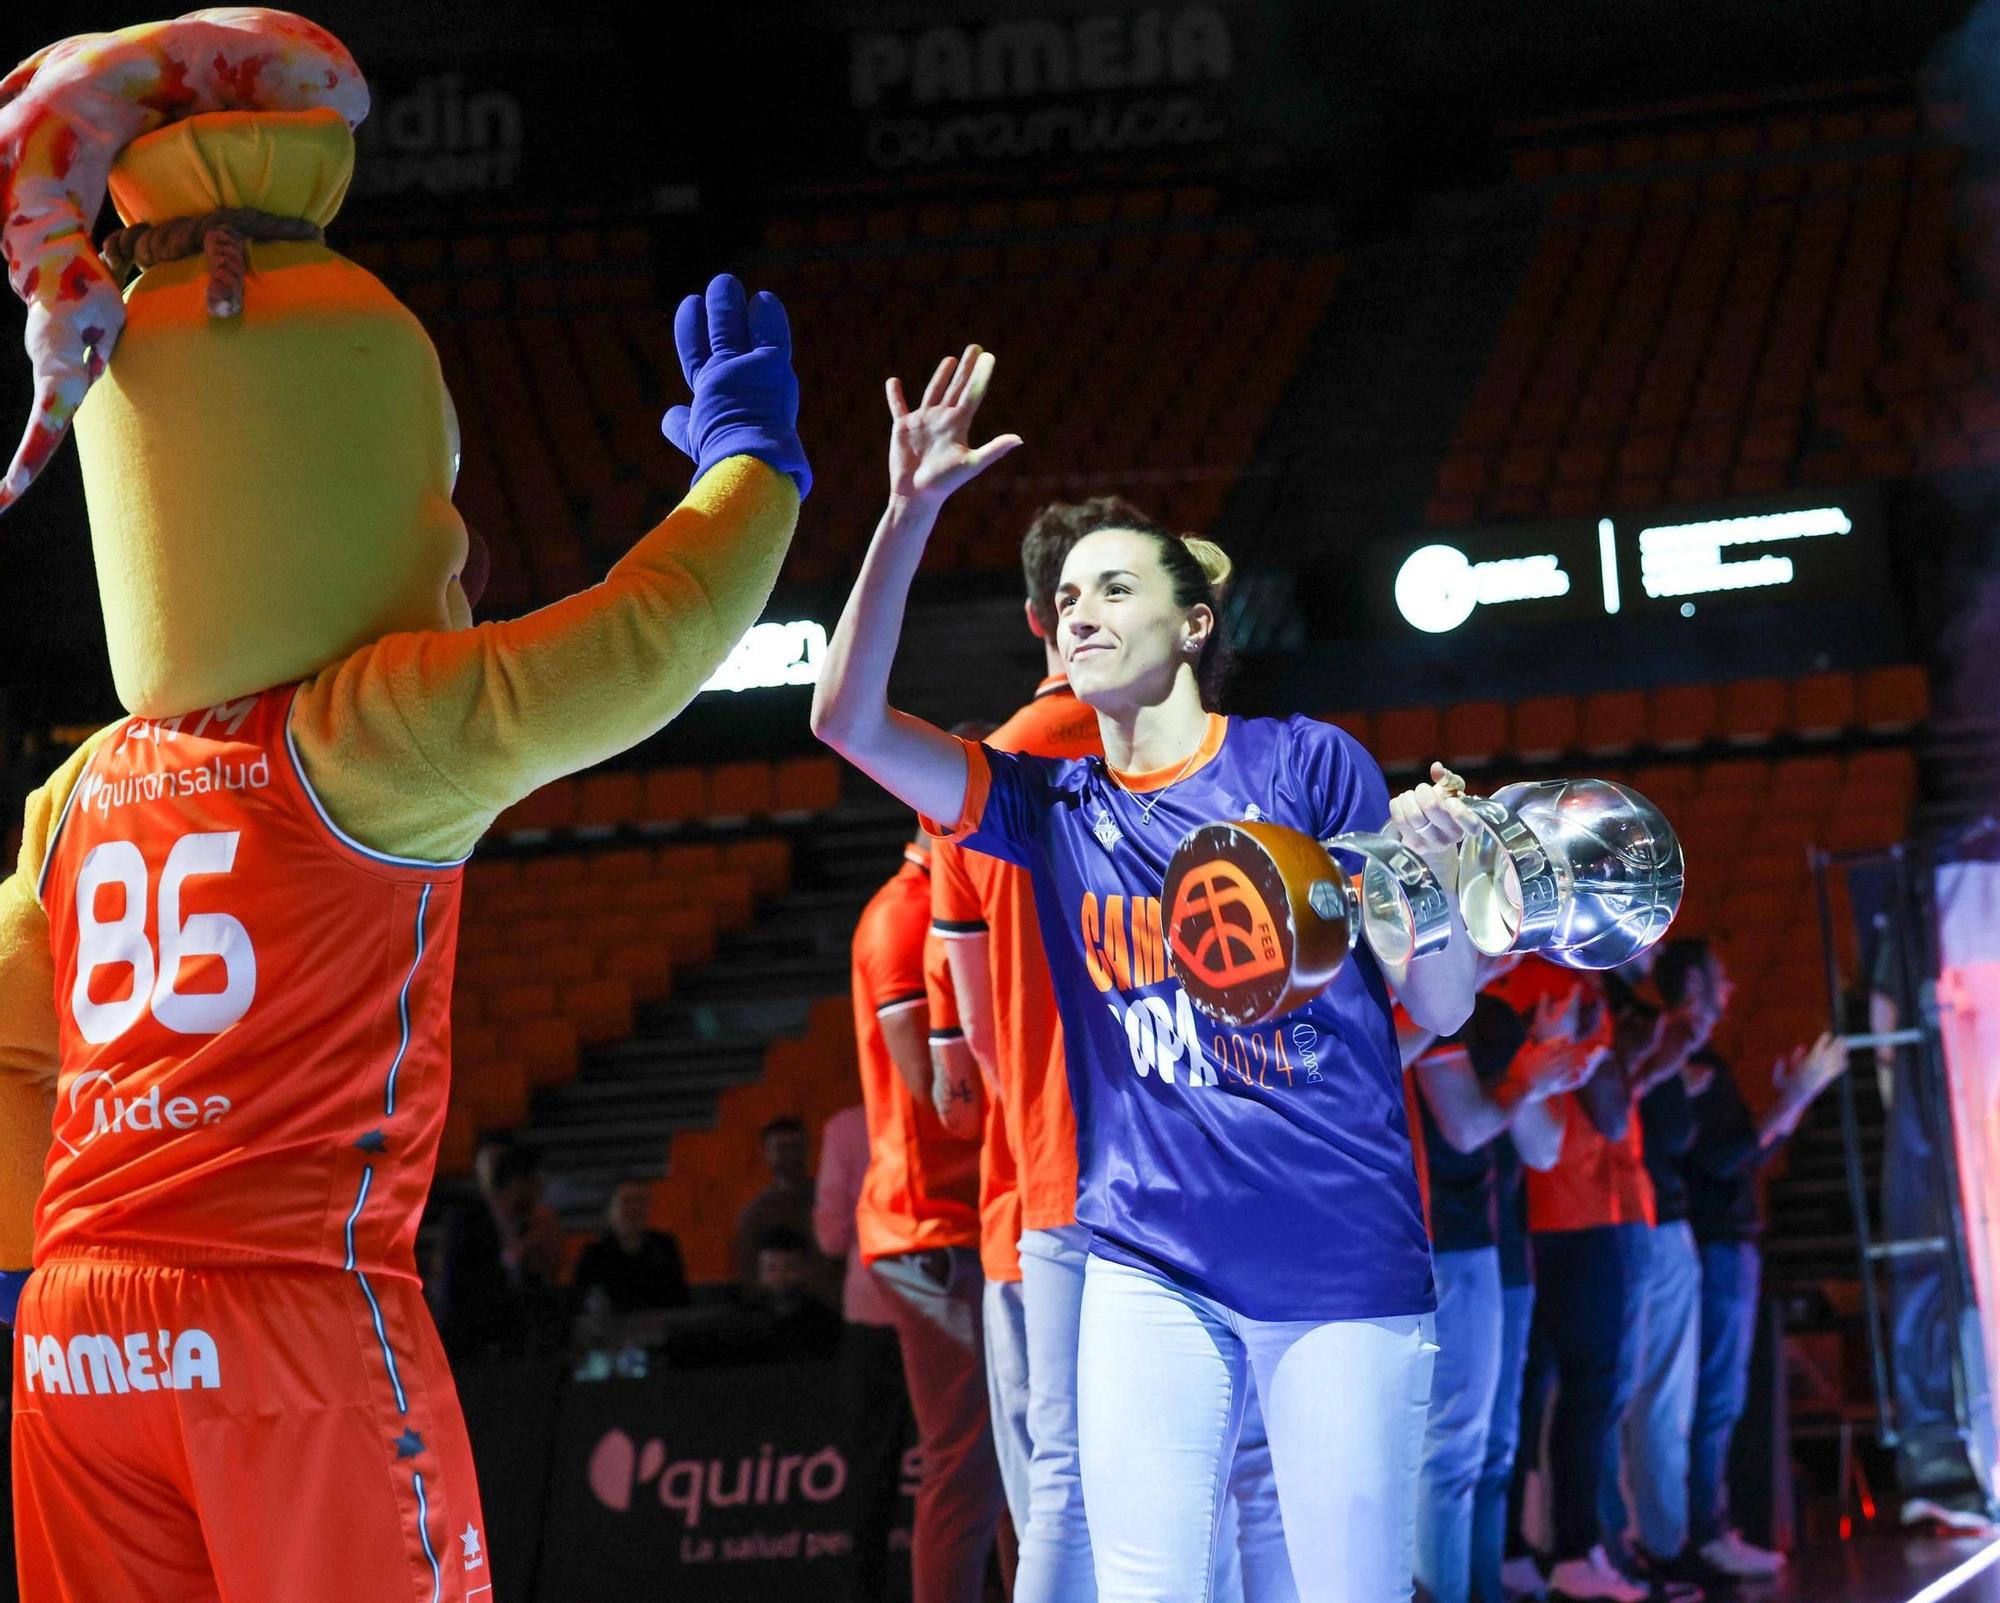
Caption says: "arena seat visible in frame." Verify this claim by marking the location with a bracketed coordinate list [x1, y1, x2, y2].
[1789, 671, 1858, 738]
[1649, 683, 1719, 751]
[1580, 691, 1646, 757]
[773, 756, 841, 818]
[1442, 701, 1509, 766]
[1510, 696, 1580, 762]
[1718, 678, 1789, 746]
[559, 977, 633, 1045]
[641, 768, 707, 828]
[1433, 107, 1979, 523]
[706, 761, 774, 824]
[1373, 706, 1441, 771]
[1858, 664, 1930, 732]
[574, 771, 644, 836]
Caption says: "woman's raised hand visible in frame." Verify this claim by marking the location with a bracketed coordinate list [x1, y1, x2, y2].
[887, 345, 1023, 507]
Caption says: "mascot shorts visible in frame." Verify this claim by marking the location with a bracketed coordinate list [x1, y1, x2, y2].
[11, 1249, 489, 1602]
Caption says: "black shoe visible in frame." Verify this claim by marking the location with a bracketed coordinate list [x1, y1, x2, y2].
[1625, 1545, 1711, 1601]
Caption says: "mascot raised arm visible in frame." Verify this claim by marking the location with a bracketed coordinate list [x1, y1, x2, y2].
[0, 10, 806, 1598]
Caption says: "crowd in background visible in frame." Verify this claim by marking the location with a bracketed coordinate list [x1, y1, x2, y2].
[424, 1120, 845, 1375]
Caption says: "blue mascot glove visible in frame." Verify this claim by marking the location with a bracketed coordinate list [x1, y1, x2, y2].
[661, 274, 811, 498]
[0, 1269, 28, 1326]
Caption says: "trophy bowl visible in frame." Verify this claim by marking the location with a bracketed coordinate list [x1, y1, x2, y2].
[1160, 821, 1355, 1027]
[1456, 778, 1684, 971]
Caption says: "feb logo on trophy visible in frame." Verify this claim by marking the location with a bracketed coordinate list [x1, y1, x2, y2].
[1164, 824, 1338, 1027]
[1163, 780, 1686, 1029]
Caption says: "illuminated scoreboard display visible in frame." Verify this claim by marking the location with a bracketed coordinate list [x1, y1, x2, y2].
[1372, 490, 1886, 638]
[699, 619, 827, 694]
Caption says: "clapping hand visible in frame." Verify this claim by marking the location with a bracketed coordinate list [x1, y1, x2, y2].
[1775, 1031, 1848, 1107]
[1513, 992, 1605, 1100]
[887, 345, 1023, 508]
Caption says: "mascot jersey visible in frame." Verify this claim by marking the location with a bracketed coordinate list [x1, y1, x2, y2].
[929, 713, 1436, 1323]
[37, 686, 463, 1276]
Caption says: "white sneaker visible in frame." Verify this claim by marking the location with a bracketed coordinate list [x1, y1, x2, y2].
[1501, 1555, 1550, 1599]
[1547, 1545, 1650, 1602]
[1698, 1528, 1786, 1578]
[1902, 1496, 1999, 1536]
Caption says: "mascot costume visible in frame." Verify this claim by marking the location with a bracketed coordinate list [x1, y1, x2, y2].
[0, 10, 806, 1598]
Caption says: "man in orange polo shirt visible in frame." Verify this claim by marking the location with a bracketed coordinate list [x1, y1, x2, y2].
[1494, 957, 1710, 1603]
[853, 837, 1000, 1603]
[925, 896, 1027, 1588]
[932, 502, 1108, 1602]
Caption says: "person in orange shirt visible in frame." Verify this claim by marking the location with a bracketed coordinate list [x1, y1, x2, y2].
[931, 504, 1103, 1602]
[924, 892, 1024, 1591]
[1492, 958, 1710, 1602]
[853, 838, 1001, 1603]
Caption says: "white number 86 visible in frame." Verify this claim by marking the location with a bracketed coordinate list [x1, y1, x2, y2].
[71, 833, 258, 1044]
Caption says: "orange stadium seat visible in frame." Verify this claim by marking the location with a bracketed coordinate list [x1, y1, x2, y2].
[1442, 701, 1509, 767]
[459, 1058, 531, 1129]
[574, 770, 643, 836]
[1771, 754, 1844, 802]
[1580, 691, 1646, 757]
[486, 980, 558, 1025]
[1628, 762, 1698, 817]
[607, 878, 689, 915]
[1648, 684, 1718, 752]
[692, 870, 756, 929]
[1373, 707, 1441, 771]
[438, 1104, 479, 1175]
[706, 762, 773, 823]
[585, 846, 653, 886]
[1789, 671, 1858, 738]
[658, 842, 724, 878]
[640, 768, 707, 828]
[514, 1017, 580, 1089]
[1511, 697, 1579, 762]
[1858, 665, 1929, 733]
[1843, 747, 1918, 806]
[560, 978, 633, 1045]
[494, 779, 576, 841]
[1718, 678, 1788, 746]
[773, 756, 841, 817]
[721, 838, 791, 899]
[601, 943, 675, 1004]
[454, 1024, 500, 1064]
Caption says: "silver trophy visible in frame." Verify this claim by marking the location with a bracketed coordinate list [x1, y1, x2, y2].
[1162, 777, 1684, 1025]
[1453, 778, 1684, 971]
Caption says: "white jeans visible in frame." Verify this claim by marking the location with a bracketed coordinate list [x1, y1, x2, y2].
[1078, 1253, 1436, 1603]
[985, 1276, 1034, 1531]
[1017, 1225, 1099, 1601]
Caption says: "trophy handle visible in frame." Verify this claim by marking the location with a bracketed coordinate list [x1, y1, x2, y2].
[1323, 831, 1454, 967]
[1452, 794, 1566, 958]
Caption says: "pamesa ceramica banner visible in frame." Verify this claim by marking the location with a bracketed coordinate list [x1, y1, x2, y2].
[846, 4, 1237, 172]
[535, 1363, 913, 1601]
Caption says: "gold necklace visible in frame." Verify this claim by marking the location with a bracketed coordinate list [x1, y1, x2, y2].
[1130, 745, 1203, 827]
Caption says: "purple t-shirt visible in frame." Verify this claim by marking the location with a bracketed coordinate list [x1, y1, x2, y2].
[953, 712, 1435, 1322]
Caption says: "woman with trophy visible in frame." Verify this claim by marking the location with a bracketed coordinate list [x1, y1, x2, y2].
[811, 345, 1489, 1602]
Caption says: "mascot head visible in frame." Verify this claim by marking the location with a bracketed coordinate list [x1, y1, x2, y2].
[0, 9, 477, 718]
